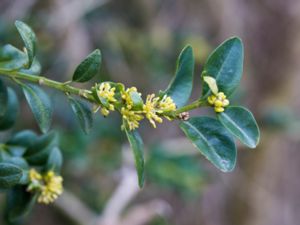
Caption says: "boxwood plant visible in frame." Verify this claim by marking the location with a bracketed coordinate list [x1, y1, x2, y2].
[0, 21, 259, 222]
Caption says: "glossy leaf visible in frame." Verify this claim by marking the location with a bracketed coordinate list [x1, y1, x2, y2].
[0, 163, 23, 188]
[162, 45, 194, 107]
[125, 126, 145, 188]
[15, 20, 37, 68]
[202, 37, 243, 98]
[22, 84, 52, 133]
[218, 106, 260, 148]
[72, 49, 101, 82]
[0, 78, 8, 116]
[5, 187, 36, 223]
[0, 44, 27, 70]
[46, 147, 63, 172]
[0, 88, 19, 130]
[68, 97, 93, 134]
[179, 117, 236, 172]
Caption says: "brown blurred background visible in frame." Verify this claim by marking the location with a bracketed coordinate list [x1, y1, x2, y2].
[0, 0, 300, 225]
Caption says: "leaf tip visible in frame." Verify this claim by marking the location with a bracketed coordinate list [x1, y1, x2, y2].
[219, 158, 236, 172]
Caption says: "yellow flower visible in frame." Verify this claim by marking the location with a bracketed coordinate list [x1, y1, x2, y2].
[38, 171, 63, 204]
[143, 94, 163, 128]
[158, 95, 176, 112]
[121, 87, 140, 109]
[207, 92, 230, 113]
[96, 82, 117, 116]
[97, 82, 116, 102]
[29, 168, 42, 181]
[142, 94, 177, 127]
[121, 107, 144, 130]
[27, 169, 63, 205]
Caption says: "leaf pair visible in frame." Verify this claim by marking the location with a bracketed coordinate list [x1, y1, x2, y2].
[181, 38, 259, 172]
[67, 48, 102, 133]
[180, 111, 258, 171]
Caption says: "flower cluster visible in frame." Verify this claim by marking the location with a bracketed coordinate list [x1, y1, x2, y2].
[93, 82, 177, 130]
[143, 94, 176, 128]
[27, 169, 63, 204]
[121, 107, 144, 130]
[207, 92, 229, 112]
[95, 82, 117, 116]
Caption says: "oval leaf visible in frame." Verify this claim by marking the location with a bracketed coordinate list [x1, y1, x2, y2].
[202, 37, 243, 98]
[68, 97, 93, 134]
[0, 163, 23, 188]
[0, 88, 19, 130]
[125, 127, 145, 188]
[72, 49, 101, 82]
[162, 45, 194, 107]
[179, 116, 236, 172]
[15, 20, 37, 68]
[217, 106, 260, 148]
[22, 84, 52, 133]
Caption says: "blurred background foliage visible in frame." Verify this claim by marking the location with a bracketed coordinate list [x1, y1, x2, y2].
[0, 0, 300, 225]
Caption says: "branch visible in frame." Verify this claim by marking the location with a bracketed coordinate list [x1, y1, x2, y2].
[0, 68, 207, 117]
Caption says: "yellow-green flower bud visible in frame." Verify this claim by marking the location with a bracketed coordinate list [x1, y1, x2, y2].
[207, 91, 230, 113]
[215, 106, 224, 113]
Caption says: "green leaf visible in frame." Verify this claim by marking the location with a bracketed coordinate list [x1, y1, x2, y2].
[68, 97, 93, 134]
[1, 156, 29, 170]
[202, 37, 243, 98]
[7, 130, 38, 148]
[217, 106, 260, 148]
[6, 130, 37, 158]
[72, 49, 101, 82]
[15, 20, 37, 68]
[0, 44, 28, 70]
[5, 187, 36, 223]
[179, 117, 236, 172]
[130, 91, 144, 110]
[0, 88, 19, 130]
[22, 84, 52, 133]
[0, 78, 8, 117]
[46, 147, 63, 172]
[124, 127, 145, 188]
[162, 45, 194, 107]
[0, 156, 29, 184]
[0, 163, 23, 188]
[24, 131, 57, 166]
